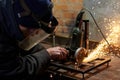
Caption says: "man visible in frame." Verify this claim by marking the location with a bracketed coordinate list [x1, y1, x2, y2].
[0, 0, 68, 80]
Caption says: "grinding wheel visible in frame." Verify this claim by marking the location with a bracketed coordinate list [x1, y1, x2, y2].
[75, 47, 88, 65]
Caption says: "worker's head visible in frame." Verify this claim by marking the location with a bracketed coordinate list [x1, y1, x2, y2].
[14, 0, 58, 38]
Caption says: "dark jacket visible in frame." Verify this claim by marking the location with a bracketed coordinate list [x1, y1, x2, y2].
[0, 0, 51, 80]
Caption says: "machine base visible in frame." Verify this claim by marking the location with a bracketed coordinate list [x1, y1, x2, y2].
[47, 57, 111, 80]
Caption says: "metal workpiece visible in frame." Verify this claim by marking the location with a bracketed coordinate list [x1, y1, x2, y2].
[48, 57, 111, 80]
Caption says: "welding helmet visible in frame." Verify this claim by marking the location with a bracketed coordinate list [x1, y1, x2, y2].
[14, 0, 58, 34]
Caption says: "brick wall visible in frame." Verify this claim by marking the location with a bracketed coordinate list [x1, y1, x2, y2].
[52, 0, 83, 38]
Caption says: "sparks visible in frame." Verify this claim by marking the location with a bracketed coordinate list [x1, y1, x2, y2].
[83, 22, 120, 62]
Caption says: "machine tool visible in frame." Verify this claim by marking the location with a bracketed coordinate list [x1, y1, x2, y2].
[46, 10, 111, 80]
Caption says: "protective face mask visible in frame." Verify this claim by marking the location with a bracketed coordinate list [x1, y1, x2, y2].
[19, 28, 50, 51]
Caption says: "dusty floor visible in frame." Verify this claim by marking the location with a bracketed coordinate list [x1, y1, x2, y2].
[88, 55, 120, 80]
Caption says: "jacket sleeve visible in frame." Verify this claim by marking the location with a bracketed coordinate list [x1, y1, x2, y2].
[32, 49, 51, 75]
[18, 48, 51, 78]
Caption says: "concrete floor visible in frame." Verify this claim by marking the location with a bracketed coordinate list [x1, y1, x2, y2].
[88, 56, 120, 80]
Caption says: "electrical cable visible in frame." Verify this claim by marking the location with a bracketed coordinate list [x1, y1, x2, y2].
[82, 8, 110, 46]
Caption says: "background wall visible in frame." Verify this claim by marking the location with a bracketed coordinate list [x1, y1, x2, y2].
[52, 0, 120, 43]
[83, 0, 120, 42]
[52, 0, 83, 38]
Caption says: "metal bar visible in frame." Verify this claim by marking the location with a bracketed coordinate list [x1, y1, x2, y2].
[50, 58, 111, 74]
[83, 20, 89, 50]
[49, 58, 111, 80]
[52, 32, 56, 47]
[82, 74, 85, 80]
[84, 58, 111, 73]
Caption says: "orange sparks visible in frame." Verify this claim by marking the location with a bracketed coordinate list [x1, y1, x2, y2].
[83, 22, 120, 63]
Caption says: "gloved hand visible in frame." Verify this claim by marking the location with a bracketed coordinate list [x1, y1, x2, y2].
[46, 46, 68, 61]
